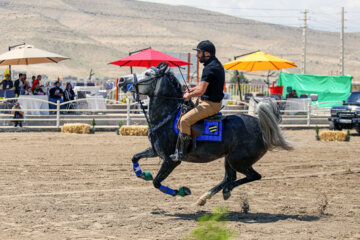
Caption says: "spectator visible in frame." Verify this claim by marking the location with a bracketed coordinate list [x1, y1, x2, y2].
[14, 73, 28, 96]
[32, 83, 45, 95]
[11, 102, 24, 127]
[49, 81, 64, 110]
[14, 73, 23, 95]
[31, 75, 36, 86]
[25, 86, 33, 95]
[64, 83, 75, 101]
[286, 90, 298, 99]
[32, 75, 42, 90]
[2, 74, 14, 90]
[23, 74, 29, 89]
[64, 83, 75, 111]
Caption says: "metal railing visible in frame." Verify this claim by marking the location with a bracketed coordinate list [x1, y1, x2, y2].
[0, 97, 333, 129]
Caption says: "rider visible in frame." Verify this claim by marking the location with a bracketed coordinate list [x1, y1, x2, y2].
[171, 40, 225, 161]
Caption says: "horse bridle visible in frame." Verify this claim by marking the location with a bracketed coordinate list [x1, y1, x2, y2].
[130, 68, 184, 155]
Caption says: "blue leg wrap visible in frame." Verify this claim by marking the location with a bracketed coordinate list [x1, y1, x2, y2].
[159, 185, 176, 196]
[133, 163, 143, 177]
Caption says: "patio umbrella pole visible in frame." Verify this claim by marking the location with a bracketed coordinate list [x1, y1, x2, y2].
[8, 43, 25, 80]
[128, 47, 151, 74]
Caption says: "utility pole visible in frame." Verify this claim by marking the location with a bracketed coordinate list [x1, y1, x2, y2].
[340, 7, 345, 75]
[302, 10, 308, 74]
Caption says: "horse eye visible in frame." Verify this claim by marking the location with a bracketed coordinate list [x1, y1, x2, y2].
[119, 77, 125, 83]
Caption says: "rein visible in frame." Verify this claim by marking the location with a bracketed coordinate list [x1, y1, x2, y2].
[132, 71, 183, 155]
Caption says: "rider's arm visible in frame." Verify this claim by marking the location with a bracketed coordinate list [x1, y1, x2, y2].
[183, 81, 209, 99]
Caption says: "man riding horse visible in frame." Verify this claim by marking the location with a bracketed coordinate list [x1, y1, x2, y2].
[171, 40, 225, 161]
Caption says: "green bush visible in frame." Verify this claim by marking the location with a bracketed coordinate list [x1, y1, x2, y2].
[183, 207, 237, 240]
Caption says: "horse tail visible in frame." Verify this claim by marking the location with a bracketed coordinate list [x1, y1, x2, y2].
[257, 100, 293, 151]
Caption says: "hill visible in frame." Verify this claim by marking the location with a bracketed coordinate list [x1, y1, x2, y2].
[0, 0, 359, 81]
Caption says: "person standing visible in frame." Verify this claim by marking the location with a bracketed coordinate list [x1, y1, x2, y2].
[32, 75, 42, 90]
[2, 74, 14, 90]
[14, 73, 28, 96]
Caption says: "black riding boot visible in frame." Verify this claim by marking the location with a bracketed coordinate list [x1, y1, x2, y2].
[170, 133, 192, 161]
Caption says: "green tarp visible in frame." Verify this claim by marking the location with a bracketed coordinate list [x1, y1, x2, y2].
[278, 72, 352, 107]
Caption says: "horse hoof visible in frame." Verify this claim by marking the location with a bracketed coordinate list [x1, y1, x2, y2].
[139, 171, 153, 181]
[144, 171, 153, 181]
[223, 190, 231, 200]
[178, 186, 191, 197]
[197, 199, 206, 206]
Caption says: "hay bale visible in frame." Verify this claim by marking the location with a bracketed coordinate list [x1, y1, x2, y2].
[319, 131, 347, 141]
[120, 125, 148, 136]
[61, 123, 91, 134]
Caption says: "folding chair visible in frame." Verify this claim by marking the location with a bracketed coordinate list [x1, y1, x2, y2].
[244, 93, 253, 101]
[75, 82, 85, 87]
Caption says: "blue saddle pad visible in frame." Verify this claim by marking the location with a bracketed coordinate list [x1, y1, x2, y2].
[174, 110, 223, 142]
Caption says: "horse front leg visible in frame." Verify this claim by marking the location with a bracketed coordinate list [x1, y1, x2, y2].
[153, 158, 191, 197]
[132, 147, 157, 181]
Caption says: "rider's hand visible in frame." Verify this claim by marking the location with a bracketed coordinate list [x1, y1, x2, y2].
[183, 92, 191, 99]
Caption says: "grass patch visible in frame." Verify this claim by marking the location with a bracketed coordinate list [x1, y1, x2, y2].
[183, 207, 237, 240]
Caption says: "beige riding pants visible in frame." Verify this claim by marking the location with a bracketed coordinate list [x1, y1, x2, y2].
[179, 99, 222, 135]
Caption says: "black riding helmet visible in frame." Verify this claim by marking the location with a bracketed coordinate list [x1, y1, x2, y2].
[193, 40, 216, 55]
[193, 40, 216, 63]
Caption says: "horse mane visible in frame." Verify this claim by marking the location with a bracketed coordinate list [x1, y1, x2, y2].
[161, 70, 184, 99]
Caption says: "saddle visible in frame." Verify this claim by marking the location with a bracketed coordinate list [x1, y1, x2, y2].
[174, 101, 226, 147]
[191, 113, 226, 138]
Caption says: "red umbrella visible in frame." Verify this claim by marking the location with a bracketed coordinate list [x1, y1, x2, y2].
[109, 48, 190, 68]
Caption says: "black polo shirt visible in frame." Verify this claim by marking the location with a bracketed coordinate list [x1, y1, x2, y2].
[200, 56, 225, 102]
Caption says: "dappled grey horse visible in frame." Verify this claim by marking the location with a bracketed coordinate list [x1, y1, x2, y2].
[118, 63, 292, 205]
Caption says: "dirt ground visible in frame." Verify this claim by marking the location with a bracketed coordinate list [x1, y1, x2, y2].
[0, 129, 359, 240]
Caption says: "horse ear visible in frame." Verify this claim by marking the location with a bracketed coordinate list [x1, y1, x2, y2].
[157, 62, 169, 74]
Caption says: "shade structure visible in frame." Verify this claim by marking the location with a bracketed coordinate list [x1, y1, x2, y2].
[0, 45, 69, 65]
[109, 48, 190, 68]
[223, 51, 296, 71]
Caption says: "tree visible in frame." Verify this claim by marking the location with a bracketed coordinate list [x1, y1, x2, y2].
[229, 71, 248, 84]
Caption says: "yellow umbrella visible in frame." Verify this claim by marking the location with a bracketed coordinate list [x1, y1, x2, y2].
[223, 51, 296, 71]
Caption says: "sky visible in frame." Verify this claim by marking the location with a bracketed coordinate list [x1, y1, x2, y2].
[141, 0, 360, 32]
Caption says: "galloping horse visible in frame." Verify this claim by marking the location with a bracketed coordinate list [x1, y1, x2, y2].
[118, 63, 292, 205]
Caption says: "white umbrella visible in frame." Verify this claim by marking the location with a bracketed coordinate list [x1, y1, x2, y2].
[0, 45, 69, 65]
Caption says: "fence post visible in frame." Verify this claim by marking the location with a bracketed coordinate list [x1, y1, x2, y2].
[56, 100, 60, 128]
[126, 98, 130, 126]
[307, 100, 311, 126]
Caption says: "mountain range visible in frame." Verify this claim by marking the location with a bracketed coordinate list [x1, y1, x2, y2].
[0, 0, 359, 82]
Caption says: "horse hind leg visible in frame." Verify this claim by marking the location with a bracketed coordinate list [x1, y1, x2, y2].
[197, 159, 236, 206]
[222, 166, 262, 200]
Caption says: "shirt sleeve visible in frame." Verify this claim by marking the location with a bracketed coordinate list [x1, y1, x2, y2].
[200, 67, 214, 83]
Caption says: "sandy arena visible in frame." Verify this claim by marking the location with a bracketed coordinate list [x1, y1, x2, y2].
[0, 130, 359, 240]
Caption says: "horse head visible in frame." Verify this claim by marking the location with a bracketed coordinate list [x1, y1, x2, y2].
[118, 62, 180, 97]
